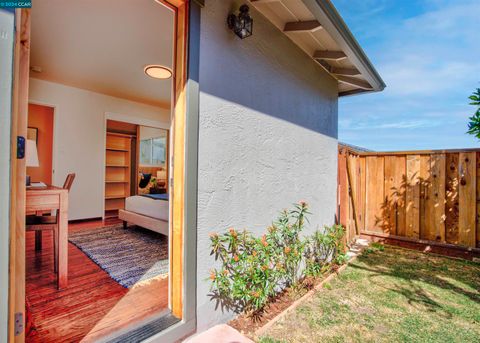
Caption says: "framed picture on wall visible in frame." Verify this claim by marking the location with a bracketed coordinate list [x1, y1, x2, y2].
[27, 127, 38, 143]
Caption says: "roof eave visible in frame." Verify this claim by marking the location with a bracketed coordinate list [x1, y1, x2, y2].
[302, 0, 386, 92]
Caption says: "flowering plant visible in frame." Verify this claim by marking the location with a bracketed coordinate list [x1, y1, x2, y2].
[208, 202, 345, 315]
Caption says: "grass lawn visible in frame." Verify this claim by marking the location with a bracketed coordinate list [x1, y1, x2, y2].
[259, 245, 480, 343]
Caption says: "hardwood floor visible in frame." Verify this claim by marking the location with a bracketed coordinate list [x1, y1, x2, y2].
[26, 219, 169, 342]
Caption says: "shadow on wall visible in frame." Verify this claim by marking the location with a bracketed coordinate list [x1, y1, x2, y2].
[198, 0, 339, 139]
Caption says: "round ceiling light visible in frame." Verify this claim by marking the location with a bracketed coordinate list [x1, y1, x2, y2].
[144, 65, 172, 79]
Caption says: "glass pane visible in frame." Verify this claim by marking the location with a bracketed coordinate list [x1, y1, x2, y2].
[152, 137, 166, 165]
[140, 139, 152, 164]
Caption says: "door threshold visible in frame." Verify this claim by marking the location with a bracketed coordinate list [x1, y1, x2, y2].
[105, 310, 181, 343]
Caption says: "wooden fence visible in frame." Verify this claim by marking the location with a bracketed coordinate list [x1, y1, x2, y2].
[338, 145, 480, 250]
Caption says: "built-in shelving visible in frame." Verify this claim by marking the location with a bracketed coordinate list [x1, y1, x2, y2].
[104, 131, 132, 218]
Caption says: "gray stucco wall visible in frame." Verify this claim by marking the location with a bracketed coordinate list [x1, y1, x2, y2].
[196, 0, 339, 331]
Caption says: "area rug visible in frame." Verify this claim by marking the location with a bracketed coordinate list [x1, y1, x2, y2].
[68, 224, 168, 288]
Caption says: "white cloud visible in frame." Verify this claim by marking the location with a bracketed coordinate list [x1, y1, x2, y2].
[340, 119, 438, 131]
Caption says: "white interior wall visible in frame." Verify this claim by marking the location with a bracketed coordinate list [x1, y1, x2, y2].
[29, 78, 170, 220]
[139, 126, 167, 140]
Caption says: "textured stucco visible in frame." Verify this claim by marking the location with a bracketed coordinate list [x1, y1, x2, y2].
[196, 0, 339, 331]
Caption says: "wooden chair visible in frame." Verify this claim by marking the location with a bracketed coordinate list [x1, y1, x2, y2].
[26, 173, 75, 271]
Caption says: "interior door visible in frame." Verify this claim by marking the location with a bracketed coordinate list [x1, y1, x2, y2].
[7, 8, 30, 343]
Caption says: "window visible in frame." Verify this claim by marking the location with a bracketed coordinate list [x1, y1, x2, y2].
[140, 136, 166, 165]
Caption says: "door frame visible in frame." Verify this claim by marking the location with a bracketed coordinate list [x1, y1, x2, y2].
[8, 0, 200, 341]
[8, 8, 30, 343]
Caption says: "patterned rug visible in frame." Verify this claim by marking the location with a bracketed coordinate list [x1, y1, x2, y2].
[69, 224, 169, 288]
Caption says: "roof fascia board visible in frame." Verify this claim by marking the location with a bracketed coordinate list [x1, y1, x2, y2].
[301, 0, 386, 92]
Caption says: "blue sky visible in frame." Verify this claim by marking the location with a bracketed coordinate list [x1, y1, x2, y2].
[333, 0, 480, 151]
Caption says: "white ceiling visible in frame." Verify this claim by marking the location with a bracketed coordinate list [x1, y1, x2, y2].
[30, 0, 174, 108]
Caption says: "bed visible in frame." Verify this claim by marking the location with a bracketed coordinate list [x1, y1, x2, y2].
[119, 194, 169, 236]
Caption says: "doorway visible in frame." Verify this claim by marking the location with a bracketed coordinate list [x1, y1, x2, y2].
[7, 0, 194, 341]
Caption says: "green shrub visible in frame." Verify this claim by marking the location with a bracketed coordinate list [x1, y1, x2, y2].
[305, 224, 346, 276]
[208, 202, 346, 315]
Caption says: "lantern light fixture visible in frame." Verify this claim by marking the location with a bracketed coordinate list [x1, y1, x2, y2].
[227, 4, 253, 39]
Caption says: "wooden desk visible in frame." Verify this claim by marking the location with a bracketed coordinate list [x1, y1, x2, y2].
[26, 185, 69, 289]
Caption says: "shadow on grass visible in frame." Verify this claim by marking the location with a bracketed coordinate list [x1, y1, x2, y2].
[347, 247, 480, 317]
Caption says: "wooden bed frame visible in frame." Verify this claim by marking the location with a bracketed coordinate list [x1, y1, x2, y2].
[118, 209, 169, 236]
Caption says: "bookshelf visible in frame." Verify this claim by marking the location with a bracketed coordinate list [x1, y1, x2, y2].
[104, 132, 132, 218]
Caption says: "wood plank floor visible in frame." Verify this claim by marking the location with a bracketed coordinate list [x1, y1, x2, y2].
[26, 219, 169, 342]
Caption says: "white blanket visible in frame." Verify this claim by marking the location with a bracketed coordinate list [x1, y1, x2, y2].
[125, 195, 169, 221]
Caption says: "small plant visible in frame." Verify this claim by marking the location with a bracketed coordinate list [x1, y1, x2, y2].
[209, 228, 279, 314]
[267, 202, 310, 287]
[305, 224, 346, 277]
[364, 242, 385, 255]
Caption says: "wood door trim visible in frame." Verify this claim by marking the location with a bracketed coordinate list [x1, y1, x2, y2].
[167, 0, 189, 319]
[9, 8, 30, 343]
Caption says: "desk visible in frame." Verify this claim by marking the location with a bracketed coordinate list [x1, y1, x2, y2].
[26, 185, 69, 289]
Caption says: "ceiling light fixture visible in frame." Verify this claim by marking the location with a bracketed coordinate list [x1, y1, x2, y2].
[144, 65, 172, 79]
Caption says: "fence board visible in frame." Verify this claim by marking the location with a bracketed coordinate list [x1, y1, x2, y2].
[425, 154, 446, 241]
[445, 153, 459, 244]
[406, 155, 421, 238]
[429, 154, 446, 242]
[419, 155, 431, 240]
[477, 152, 480, 248]
[338, 151, 348, 229]
[365, 156, 384, 233]
[358, 157, 366, 232]
[383, 156, 406, 236]
[458, 152, 476, 247]
[384, 156, 397, 235]
[347, 155, 357, 240]
[395, 156, 407, 236]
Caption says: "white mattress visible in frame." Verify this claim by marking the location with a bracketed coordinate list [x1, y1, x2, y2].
[125, 195, 169, 221]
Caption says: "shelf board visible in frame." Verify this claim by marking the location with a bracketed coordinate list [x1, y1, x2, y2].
[106, 147, 129, 152]
[104, 210, 119, 219]
[105, 205, 124, 211]
[107, 132, 134, 138]
[106, 164, 128, 168]
[105, 195, 126, 200]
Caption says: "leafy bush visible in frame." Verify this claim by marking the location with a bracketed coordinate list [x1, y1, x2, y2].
[467, 88, 480, 139]
[208, 202, 346, 315]
[305, 224, 347, 277]
[266, 202, 310, 287]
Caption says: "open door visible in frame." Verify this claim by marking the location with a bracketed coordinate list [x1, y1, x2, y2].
[8, 0, 194, 339]
[7, 8, 30, 343]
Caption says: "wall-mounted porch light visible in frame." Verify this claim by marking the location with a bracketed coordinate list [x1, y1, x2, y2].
[227, 4, 253, 39]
